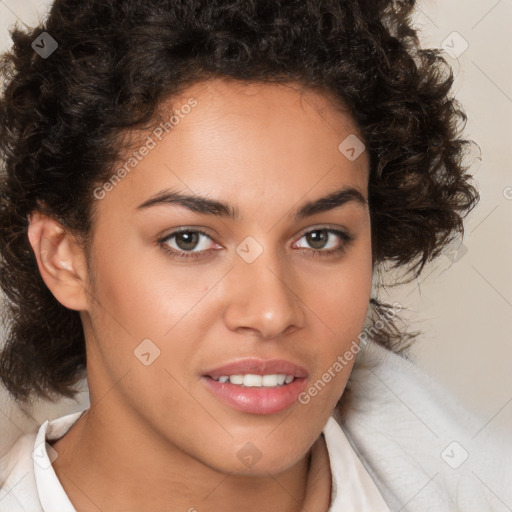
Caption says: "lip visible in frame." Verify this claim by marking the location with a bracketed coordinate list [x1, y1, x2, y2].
[201, 358, 308, 415]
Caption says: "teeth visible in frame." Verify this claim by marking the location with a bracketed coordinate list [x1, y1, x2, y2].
[213, 373, 295, 387]
[229, 374, 244, 385]
[244, 374, 262, 387]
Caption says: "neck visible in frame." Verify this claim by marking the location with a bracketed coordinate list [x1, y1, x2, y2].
[51, 398, 330, 512]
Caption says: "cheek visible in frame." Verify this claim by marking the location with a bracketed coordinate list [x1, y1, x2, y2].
[89, 231, 210, 339]
[311, 240, 373, 339]
[302, 236, 373, 396]
[85, 231, 228, 391]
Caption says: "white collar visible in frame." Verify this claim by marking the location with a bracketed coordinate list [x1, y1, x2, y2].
[323, 417, 390, 511]
[34, 411, 84, 512]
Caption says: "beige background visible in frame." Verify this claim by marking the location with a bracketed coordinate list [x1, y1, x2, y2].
[0, 0, 510, 432]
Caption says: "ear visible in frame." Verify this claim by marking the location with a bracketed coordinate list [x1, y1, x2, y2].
[27, 210, 90, 311]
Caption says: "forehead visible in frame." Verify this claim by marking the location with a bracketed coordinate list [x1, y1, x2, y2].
[93, 78, 369, 221]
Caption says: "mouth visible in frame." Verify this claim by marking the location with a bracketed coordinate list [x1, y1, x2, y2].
[209, 373, 297, 387]
[201, 358, 308, 415]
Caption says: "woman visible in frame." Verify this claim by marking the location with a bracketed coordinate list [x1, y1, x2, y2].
[0, 1, 508, 511]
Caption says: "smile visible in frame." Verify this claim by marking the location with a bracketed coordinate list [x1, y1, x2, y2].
[210, 374, 296, 387]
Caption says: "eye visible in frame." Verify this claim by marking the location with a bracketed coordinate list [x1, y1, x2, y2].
[159, 229, 218, 260]
[158, 226, 353, 261]
[292, 228, 353, 257]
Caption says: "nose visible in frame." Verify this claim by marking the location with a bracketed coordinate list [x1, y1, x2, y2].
[222, 246, 305, 340]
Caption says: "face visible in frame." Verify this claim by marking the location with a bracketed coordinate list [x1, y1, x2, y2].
[81, 78, 372, 475]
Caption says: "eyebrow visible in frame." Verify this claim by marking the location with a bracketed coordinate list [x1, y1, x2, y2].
[136, 186, 367, 220]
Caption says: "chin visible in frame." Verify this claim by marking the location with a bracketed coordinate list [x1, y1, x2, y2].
[196, 441, 307, 477]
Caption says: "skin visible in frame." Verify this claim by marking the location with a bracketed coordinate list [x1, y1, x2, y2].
[28, 77, 372, 511]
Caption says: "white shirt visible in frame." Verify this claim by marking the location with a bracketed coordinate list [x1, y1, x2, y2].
[0, 410, 390, 512]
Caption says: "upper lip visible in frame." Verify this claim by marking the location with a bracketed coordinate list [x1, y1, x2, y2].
[203, 358, 308, 379]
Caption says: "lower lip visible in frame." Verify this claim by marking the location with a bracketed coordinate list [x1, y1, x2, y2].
[202, 376, 308, 415]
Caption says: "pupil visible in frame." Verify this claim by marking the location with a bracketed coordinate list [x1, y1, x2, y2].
[176, 232, 199, 251]
[307, 230, 327, 249]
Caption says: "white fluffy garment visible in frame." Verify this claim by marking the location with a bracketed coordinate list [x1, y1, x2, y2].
[336, 340, 512, 511]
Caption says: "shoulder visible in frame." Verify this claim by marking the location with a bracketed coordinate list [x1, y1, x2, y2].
[335, 340, 512, 512]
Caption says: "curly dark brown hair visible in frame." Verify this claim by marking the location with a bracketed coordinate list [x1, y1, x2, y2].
[0, 0, 479, 404]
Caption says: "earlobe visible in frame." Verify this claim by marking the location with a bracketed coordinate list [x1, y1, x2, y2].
[27, 210, 90, 311]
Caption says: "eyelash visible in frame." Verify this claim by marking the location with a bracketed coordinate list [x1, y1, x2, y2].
[158, 227, 354, 261]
